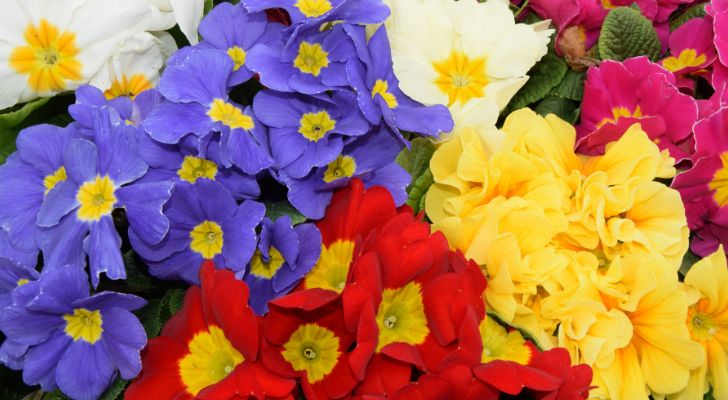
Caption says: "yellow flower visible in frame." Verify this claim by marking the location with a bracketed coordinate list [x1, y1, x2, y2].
[670, 247, 728, 400]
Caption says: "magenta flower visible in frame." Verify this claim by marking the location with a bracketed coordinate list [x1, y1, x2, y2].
[708, 0, 728, 68]
[672, 105, 728, 256]
[576, 57, 698, 160]
[660, 17, 717, 89]
[529, 0, 606, 50]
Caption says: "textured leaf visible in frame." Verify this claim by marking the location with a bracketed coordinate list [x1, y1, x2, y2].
[396, 137, 435, 181]
[407, 168, 433, 214]
[123, 251, 160, 292]
[98, 377, 127, 400]
[137, 298, 164, 338]
[507, 44, 568, 111]
[549, 70, 585, 101]
[598, 7, 662, 61]
[670, 3, 707, 31]
[265, 201, 307, 225]
[534, 96, 580, 124]
[0, 98, 50, 129]
[161, 288, 186, 318]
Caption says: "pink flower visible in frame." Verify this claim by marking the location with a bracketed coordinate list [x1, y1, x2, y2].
[672, 106, 728, 256]
[708, 0, 728, 67]
[603, 0, 693, 22]
[576, 57, 698, 160]
[529, 0, 606, 50]
[660, 17, 717, 88]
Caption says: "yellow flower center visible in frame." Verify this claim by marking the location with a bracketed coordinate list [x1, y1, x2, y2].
[63, 308, 103, 344]
[189, 220, 224, 259]
[76, 175, 117, 221]
[293, 42, 329, 77]
[177, 156, 218, 183]
[299, 110, 336, 142]
[9, 19, 82, 92]
[304, 240, 355, 293]
[249, 246, 286, 279]
[371, 79, 398, 108]
[179, 325, 244, 396]
[596, 105, 643, 129]
[709, 152, 728, 207]
[227, 46, 247, 71]
[662, 48, 707, 72]
[103, 74, 153, 99]
[375, 282, 429, 352]
[322, 155, 356, 183]
[208, 99, 255, 130]
[688, 305, 719, 342]
[479, 316, 532, 364]
[295, 0, 333, 17]
[602, 0, 616, 8]
[43, 166, 67, 195]
[282, 323, 340, 383]
[433, 51, 488, 106]
[16, 278, 30, 286]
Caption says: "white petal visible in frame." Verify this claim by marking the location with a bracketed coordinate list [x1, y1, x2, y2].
[487, 24, 552, 79]
[484, 76, 529, 111]
[168, 0, 205, 45]
[89, 32, 168, 92]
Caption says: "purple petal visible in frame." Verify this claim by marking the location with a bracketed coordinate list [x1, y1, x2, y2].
[22, 331, 70, 388]
[63, 138, 98, 184]
[56, 340, 115, 400]
[84, 217, 124, 287]
[36, 180, 80, 228]
[28, 265, 89, 314]
[99, 308, 146, 379]
[117, 182, 173, 245]
[144, 101, 214, 144]
[41, 214, 89, 270]
[159, 49, 232, 104]
[221, 200, 265, 272]
[74, 292, 146, 313]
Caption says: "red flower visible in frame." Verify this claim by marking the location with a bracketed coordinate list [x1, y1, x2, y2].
[261, 295, 376, 400]
[125, 262, 295, 400]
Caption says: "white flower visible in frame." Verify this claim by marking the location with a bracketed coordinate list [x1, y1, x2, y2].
[90, 32, 177, 100]
[0, 0, 154, 109]
[144, 0, 205, 45]
[385, 0, 552, 131]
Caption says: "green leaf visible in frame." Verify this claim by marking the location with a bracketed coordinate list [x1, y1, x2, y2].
[679, 250, 700, 277]
[161, 288, 186, 319]
[670, 3, 707, 31]
[265, 201, 307, 225]
[396, 137, 435, 181]
[598, 7, 662, 61]
[137, 298, 164, 338]
[549, 70, 585, 101]
[204, 0, 214, 14]
[506, 44, 568, 111]
[407, 168, 433, 214]
[534, 96, 580, 124]
[0, 128, 18, 165]
[123, 251, 160, 292]
[0, 98, 50, 129]
[98, 377, 127, 400]
[396, 137, 437, 214]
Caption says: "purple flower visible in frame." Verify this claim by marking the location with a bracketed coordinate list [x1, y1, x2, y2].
[242, 0, 389, 43]
[144, 49, 274, 175]
[0, 124, 79, 253]
[241, 216, 321, 315]
[129, 179, 265, 284]
[198, 2, 285, 86]
[252, 89, 369, 178]
[280, 126, 410, 219]
[137, 131, 260, 200]
[246, 23, 357, 94]
[0, 265, 146, 400]
[36, 108, 173, 286]
[346, 25, 454, 144]
[0, 257, 38, 309]
[69, 85, 133, 133]
[0, 228, 38, 270]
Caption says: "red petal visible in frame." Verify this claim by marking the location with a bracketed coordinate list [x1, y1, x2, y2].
[160, 286, 206, 341]
[125, 337, 189, 400]
[270, 288, 340, 311]
[356, 355, 412, 396]
[474, 360, 561, 395]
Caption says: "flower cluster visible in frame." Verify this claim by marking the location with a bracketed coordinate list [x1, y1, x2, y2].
[126, 180, 592, 400]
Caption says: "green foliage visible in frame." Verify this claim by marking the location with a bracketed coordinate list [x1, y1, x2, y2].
[98, 377, 127, 400]
[396, 137, 436, 214]
[598, 6, 662, 62]
[670, 3, 707, 31]
[506, 43, 568, 112]
[534, 96, 580, 124]
[265, 201, 307, 225]
[679, 249, 700, 277]
[0, 98, 50, 129]
[549, 70, 586, 102]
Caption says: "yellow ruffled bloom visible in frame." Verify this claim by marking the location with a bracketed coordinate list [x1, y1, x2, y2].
[670, 247, 728, 400]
